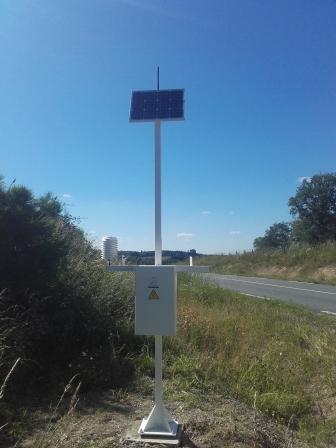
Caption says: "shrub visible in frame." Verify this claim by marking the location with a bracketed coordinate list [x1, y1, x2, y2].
[0, 178, 138, 397]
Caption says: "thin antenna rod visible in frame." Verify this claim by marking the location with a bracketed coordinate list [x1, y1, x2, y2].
[157, 66, 160, 90]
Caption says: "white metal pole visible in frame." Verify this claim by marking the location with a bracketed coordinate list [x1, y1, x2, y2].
[154, 119, 163, 406]
[155, 120, 162, 266]
[155, 335, 163, 404]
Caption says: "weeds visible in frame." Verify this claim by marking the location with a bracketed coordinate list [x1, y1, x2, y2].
[0, 357, 21, 400]
[0, 357, 22, 444]
[33, 375, 82, 448]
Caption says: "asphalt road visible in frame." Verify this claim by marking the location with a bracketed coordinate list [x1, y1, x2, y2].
[203, 273, 336, 315]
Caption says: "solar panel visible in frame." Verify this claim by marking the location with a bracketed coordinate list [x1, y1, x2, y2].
[130, 89, 184, 122]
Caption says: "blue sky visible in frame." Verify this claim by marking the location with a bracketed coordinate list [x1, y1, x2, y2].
[1, 0, 335, 253]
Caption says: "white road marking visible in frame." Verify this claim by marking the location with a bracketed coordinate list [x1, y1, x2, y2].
[242, 294, 336, 314]
[321, 310, 336, 316]
[251, 277, 317, 285]
[216, 276, 336, 296]
[241, 293, 268, 300]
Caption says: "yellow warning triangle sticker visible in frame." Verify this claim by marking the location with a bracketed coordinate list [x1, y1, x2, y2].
[148, 289, 159, 300]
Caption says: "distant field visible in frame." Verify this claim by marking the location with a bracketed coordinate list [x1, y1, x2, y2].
[196, 242, 336, 284]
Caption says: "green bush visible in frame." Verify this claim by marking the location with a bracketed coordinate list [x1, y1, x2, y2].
[0, 177, 138, 397]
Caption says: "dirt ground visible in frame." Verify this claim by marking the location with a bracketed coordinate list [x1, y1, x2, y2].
[16, 387, 310, 448]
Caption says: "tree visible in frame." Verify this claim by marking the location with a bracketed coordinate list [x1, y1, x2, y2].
[253, 222, 291, 250]
[288, 173, 336, 243]
[0, 183, 69, 294]
[253, 236, 269, 250]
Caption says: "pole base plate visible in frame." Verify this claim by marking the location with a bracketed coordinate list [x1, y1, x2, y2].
[138, 403, 178, 435]
[139, 423, 183, 445]
[139, 418, 179, 438]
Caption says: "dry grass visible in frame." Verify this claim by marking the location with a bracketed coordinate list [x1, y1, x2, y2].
[14, 390, 307, 448]
[33, 375, 82, 448]
[197, 241, 336, 284]
[0, 358, 21, 401]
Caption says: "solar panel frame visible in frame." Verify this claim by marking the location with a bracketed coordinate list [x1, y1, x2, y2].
[130, 89, 184, 122]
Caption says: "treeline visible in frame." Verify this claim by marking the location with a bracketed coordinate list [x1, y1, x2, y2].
[254, 173, 336, 250]
[119, 249, 200, 265]
[0, 177, 139, 401]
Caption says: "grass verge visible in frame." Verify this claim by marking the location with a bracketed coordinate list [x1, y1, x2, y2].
[3, 273, 336, 446]
[196, 241, 336, 284]
[136, 273, 336, 446]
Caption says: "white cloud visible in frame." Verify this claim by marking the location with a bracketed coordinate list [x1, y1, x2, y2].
[229, 230, 241, 235]
[297, 176, 312, 183]
[62, 193, 72, 199]
[201, 210, 211, 215]
[176, 232, 195, 238]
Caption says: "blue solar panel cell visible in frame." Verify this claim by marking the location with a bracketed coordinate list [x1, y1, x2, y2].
[130, 89, 184, 121]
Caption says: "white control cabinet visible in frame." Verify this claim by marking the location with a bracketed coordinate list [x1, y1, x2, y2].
[135, 265, 176, 336]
